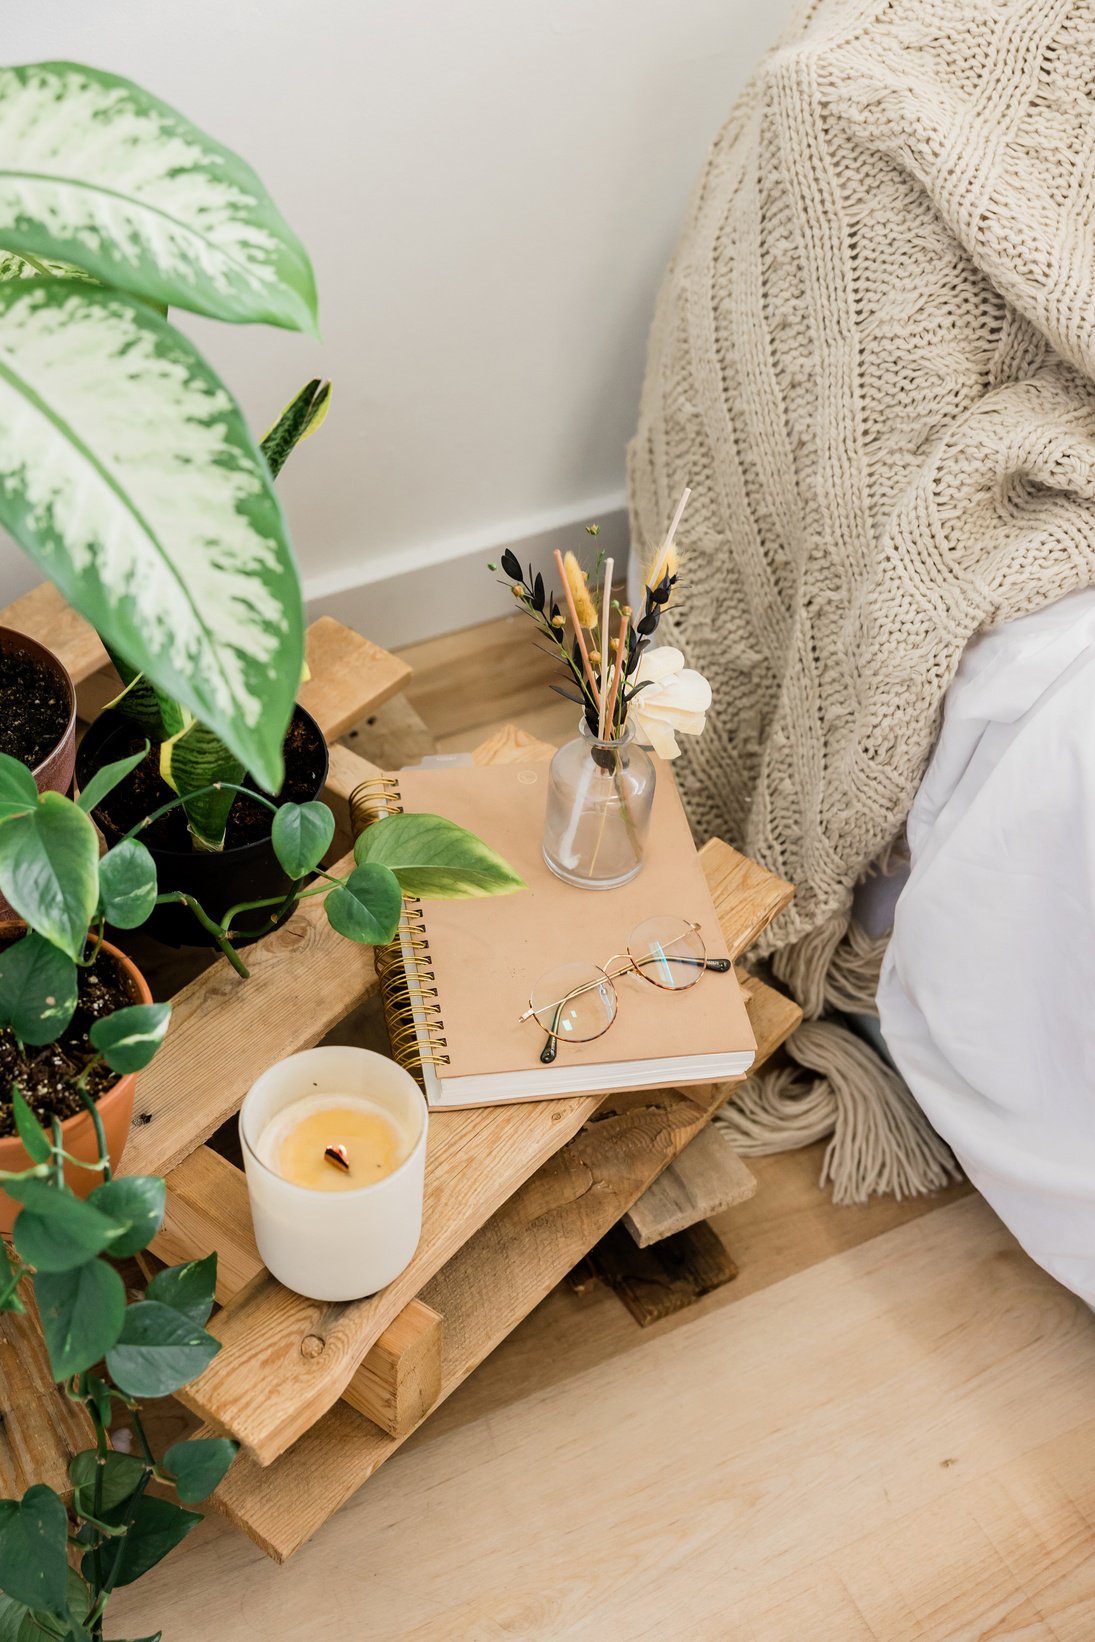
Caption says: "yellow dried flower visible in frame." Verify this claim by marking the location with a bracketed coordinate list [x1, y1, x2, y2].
[646, 542, 680, 589]
[562, 551, 598, 628]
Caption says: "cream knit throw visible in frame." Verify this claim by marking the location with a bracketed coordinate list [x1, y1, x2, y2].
[629, 0, 1095, 1201]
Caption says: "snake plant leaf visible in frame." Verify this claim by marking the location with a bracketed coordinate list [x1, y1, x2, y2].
[159, 716, 246, 851]
[0, 279, 305, 792]
[260, 379, 331, 481]
[0, 62, 318, 333]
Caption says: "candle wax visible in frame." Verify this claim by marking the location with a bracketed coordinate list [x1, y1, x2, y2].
[262, 1095, 408, 1193]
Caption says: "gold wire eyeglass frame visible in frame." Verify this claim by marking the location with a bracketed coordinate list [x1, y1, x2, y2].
[519, 919, 732, 1065]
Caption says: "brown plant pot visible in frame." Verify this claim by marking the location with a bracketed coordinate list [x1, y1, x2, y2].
[0, 627, 78, 925]
[0, 932, 153, 1235]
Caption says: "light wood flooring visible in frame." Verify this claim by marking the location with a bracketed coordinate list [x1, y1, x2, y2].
[112, 614, 1095, 1642]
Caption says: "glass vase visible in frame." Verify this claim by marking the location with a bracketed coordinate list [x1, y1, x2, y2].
[542, 721, 656, 890]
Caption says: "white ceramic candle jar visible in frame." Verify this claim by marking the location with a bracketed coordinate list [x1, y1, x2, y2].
[239, 1045, 428, 1301]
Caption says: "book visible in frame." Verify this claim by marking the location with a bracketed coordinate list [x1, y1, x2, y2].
[353, 758, 756, 1108]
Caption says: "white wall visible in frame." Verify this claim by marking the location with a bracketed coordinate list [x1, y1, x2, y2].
[1, 0, 791, 643]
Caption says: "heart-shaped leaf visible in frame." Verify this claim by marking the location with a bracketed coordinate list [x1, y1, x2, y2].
[0, 934, 78, 1046]
[0, 279, 305, 793]
[162, 1436, 238, 1504]
[9, 1088, 49, 1168]
[97, 841, 157, 930]
[271, 801, 334, 879]
[87, 1177, 164, 1258]
[105, 1301, 219, 1398]
[145, 1254, 216, 1326]
[89, 1003, 171, 1075]
[0, 62, 317, 331]
[354, 813, 526, 900]
[75, 744, 148, 817]
[80, 1495, 200, 1590]
[0, 1486, 69, 1618]
[325, 863, 403, 945]
[0, 753, 38, 823]
[68, 1450, 146, 1516]
[0, 795, 99, 961]
[11, 1183, 122, 1272]
[34, 1261, 126, 1378]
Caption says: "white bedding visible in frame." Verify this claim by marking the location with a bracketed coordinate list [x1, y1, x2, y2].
[877, 587, 1095, 1302]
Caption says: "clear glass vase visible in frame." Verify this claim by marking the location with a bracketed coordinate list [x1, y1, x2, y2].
[542, 721, 656, 890]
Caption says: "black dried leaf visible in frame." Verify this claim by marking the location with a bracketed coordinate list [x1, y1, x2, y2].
[500, 548, 523, 582]
[550, 683, 585, 705]
[636, 612, 659, 637]
[532, 571, 546, 611]
[626, 637, 648, 676]
[550, 601, 562, 624]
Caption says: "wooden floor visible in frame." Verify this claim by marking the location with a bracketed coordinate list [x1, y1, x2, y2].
[112, 614, 1095, 1642]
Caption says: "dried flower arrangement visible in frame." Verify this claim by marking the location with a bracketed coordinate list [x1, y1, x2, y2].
[491, 488, 711, 758]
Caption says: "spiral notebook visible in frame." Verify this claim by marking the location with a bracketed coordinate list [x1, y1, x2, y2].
[353, 759, 756, 1108]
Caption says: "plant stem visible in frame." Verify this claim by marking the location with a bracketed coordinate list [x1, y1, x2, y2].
[49, 1119, 63, 1189]
[219, 875, 335, 934]
[152, 893, 251, 978]
[77, 1085, 112, 1182]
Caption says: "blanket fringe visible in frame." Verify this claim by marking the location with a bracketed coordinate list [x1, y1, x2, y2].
[717, 1019, 960, 1203]
[722, 920, 958, 1203]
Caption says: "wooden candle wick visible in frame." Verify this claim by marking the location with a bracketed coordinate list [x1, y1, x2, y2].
[324, 1144, 351, 1174]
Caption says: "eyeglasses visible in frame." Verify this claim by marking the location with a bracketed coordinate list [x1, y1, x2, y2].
[519, 916, 731, 1065]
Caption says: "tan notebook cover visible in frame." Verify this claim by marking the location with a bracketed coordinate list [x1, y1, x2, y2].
[386, 759, 756, 1107]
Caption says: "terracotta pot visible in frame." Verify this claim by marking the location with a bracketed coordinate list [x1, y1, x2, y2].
[0, 933, 152, 1235]
[0, 627, 78, 925]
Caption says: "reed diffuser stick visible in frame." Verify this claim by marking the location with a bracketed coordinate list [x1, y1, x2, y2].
[647, 485, 691, 590]
[597, 557, 614, 738]
[603, 606, 629, 737]
[553, 548, 601, 707]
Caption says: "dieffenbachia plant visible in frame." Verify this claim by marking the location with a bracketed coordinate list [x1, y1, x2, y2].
[0, 60, 320, 792]
[104, 381, 332, 851]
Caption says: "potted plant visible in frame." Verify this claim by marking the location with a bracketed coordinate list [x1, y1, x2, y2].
[76, 381, 333, 947]
[0, 58, 320, 805]
[0, 626, 78, 921]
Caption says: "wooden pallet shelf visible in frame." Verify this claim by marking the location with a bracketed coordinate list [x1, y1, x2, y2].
[0, 586, 797, 1561]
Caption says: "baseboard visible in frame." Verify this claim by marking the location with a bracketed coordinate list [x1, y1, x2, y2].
[305, 492, 630, 650]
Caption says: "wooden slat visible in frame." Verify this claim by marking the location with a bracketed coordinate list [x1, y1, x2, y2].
[588, 1220, 739, 1324]
[0, 1287, 93, 1496]
[622, 1126, 758, 1248]
[0, 584, 105, 682]
[208, 1073, 748, 1558]
[151, 1147, 443, 1438]
[299, 617, 411, 740]
[623, 970, 801, 1247]
[181, 835, 794, 1466]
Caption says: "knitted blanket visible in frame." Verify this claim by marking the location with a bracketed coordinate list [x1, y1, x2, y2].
[629, 0, 1095, 1200]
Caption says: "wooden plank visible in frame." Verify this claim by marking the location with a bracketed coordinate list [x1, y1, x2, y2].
[120, 848, 377, 1182]
[343, 691, 438, 770]
[622, 1126, 757, 1248]
[0, 584, 105, 682]
[622, 970, 800, 1247]
[179, 834, 792, 1465]
[207, 1073, 745, 1558]
[0, 1286, 93, 1497]
[299, 616, 411, 741]
[587, 1220, 739, 1324]
[151, 1147, 443, 1438]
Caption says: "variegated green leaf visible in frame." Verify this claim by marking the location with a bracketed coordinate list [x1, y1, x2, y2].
[0, 61, 317, 332]
[261, 379, 331, 481]
[0, 250, 97, 284]
[160, 715, 245, 851]
[0, 279, 304, 791]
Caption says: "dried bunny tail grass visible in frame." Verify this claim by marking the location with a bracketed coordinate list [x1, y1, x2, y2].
[646, 541, 680, 588]
[562, 551, 598, 628]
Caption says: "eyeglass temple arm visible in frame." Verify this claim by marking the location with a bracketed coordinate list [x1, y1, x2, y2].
[529, 952, 733, 1062]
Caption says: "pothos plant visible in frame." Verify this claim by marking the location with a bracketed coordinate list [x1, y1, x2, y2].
[0, 759, 522, 1638]
[0, 59, 318, 795]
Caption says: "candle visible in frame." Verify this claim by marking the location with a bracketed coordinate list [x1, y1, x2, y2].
[239, 1045, 428, 1301]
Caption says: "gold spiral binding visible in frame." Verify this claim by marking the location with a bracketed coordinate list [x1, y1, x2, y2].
[349, 775, 450, 1083]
